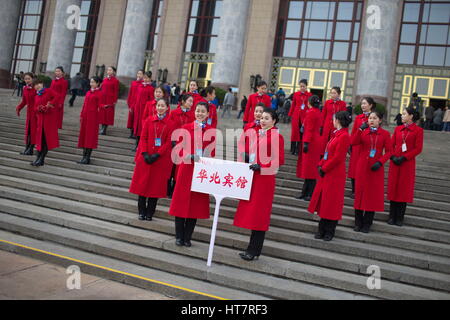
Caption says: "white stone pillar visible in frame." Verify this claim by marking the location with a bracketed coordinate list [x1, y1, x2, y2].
[0, 0, 22, 87]
[355, 0, 403, 110]
[117, 0, 154, 79]
[211, 0, 251, 88]
[46, 0, 82, 74]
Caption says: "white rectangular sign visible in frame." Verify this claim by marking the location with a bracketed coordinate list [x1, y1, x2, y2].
[191, 157, 254, 201]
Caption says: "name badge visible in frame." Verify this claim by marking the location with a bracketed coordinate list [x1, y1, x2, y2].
[155, 138, 162, 147]
[249, 153, 256, 163]
[369, 149, 376, 158]
[301, 104, 305, 110]
[196, 149, 203, 157]
[402, 143, 407, 153]
[324, 152, 328, 160]
[207, 118, 212, 125]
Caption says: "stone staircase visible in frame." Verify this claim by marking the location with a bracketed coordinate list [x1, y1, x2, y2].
[0, 109, 449, 300]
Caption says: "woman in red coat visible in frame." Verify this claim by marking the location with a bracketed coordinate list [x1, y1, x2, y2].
[289, 79, 312, 155]
[187, 80, 204, 108]
[308, 111, 352, 241]
[348, 97, 376, 198]
[99, 66, 119, 135]
[169, 102, 216, 247]
[130, 98, 175, 221]
[238, 103, 264, 163]
[16, 72, 37, 155]
[77, 76, 103, 165]
[296, 95, 322, 201]
[126, 69, 144, 138]
[31, 79, 60, 167]
[200, 86, 218, 128]
[132, 72, 155, 149]
[387, 107, 423, 227]
[166, 94, 196, 197]
[234, 108, 285, 261]
[243, 81, 271, 125]
[143, 85, 165, 121]
[351, 111, 392, 233]
[49, 66, 68, 130]
[321, 87, 347, 152]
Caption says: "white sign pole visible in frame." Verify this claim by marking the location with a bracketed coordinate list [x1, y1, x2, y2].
[207, 195, 224, 267]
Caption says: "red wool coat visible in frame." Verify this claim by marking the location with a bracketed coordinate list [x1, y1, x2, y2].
[289, 91, 312, 142]
[16, 85, 37, 144]
[321, 99, 347, 151]
[99, 76, 119, 126]
[296, 107, 322, 179]
[388, 123, 424, 203]
[190, 92, 204, 108]
[129, 114, 175, 198]
[169, 122, 216, 219]
[243, 93, 271, 124]
[348, 113, 370, 179]
[133, 83, 155, 137]
[352, 127, 392, 212]
[78, 89, 102, 149]
[168, 108, 196, 130]
[143, 99, 157, 121]
[50, 78, 68, 129]
[34, 89, 60, 151]
[127, 79, 143, 129]
[308, 129, 350, 221]
[237, 121, 261, 162]
[233, 127, 285, 231]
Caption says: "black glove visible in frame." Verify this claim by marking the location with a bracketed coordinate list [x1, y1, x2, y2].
[149, 153, 160, 164]
[303, 142, 309, 154]
[360, 122, 369, 131]
[391, 156, 403, 166]
[371, 161, 382, 171]
[397, 156, 407, 165]
[318, 167, 325, 178]
[249, 164, 261, 172]
[142, 152, 152, 164]
[242, 152, 250, 163]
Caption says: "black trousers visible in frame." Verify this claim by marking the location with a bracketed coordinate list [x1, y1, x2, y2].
[317, 219, 338, 238]
[389, 201, 407, 223]
[69, 89, 78, 106]
[175, 217, 197, 242]
[138, 196, 158, 217]
[246, 230, 266, 256]
[354, 210, 375, 228]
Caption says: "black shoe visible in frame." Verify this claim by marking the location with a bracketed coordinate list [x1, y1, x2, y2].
[314, 233, 324, 239]
[240, 252, 259, 261]
[395, 220, 403, 227]
[303, 196, 311, 201]
[354, 226, 362, 232]
[184, 240, 192, 247]
[25, 145, 35, 156]
[145, 215, 153, 221]
[323, 234, 334, 241]
[21, 144, 31, 155]
[176, 239, 184, 246]
[361, 226, 370, 233]
[387, 218, 395, 225]
[138, 213, 146, 221]
[297, 194, 305, 200]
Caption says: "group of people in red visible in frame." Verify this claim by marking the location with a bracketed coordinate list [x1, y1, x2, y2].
[16, 70, 424, 262]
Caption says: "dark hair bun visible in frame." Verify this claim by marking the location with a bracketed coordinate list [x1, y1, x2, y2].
[309, 95, 321, 108]
[405, 107, 421, 122]
[335, 111, 352, 128]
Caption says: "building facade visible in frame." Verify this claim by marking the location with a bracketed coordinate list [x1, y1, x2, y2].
[1, 0, 449, 123]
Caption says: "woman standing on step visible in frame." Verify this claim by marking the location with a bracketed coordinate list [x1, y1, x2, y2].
[16, 72, 37, 156]
[238, 103, 264, 163]
[77, 76, 103, 165]
[296, 95, 322, 201]
[321, 87, 347, 152]
[233, 108, 285, 261]
[143, 85, 165, 121]
[49, 66, 69, 130]
[130, 98, 175, 221]
[186, 80, 204, 109]
[99, 66, 119, 136]
[127, 69, 144, 139]
[289, 79, 312, 156]
[308, 111, 352, 241]
[31, 79, 60, 167]
[351, 111, 392, 233]
[200, 86, 218, 128]
[348, 97, 376, 198]
[132, 71, 155, 150]
[387, 107, 423, 227]
[169, 102, 216, 247]
[243, 81, 272, 126]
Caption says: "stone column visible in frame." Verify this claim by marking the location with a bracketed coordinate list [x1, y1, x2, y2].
[211, 0, 251, 89]
[354, 0, 403, 119]
[0, 0, 22, 88]
[46, 0, 82, 75]
[117, 0, 154, 82]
